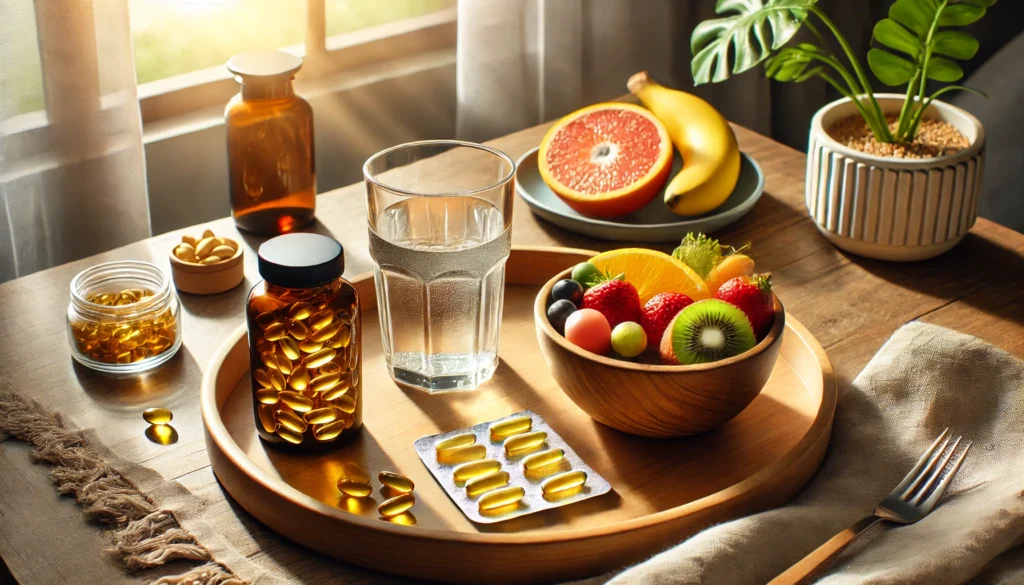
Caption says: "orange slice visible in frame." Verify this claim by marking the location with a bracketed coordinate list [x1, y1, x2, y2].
[589, 248, 709, 304]
[538, 103, 673, 218]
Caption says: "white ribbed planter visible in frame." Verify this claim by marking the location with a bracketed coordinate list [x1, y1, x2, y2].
[807, 94, 985, 261]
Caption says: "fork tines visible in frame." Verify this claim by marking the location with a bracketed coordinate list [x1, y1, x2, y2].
[898, 428, 972, 509]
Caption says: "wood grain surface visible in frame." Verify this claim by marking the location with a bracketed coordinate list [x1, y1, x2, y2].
[1, 120, 1022, 585]
[203, 247, 833, 584]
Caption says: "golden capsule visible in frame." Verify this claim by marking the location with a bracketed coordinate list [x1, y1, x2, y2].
[321, 384, 349, 401]
[201, 228, 215, 239]
[276, 352, 294, 375]
[341, 461, 370, 483]
[332, 395, 356, 414]
[200, 255, 223, 265]
[268, 368, 286, 392]
[465, 470, 510, 497]
[181, 234, 197, 247]
[258, 404, 277, 433]
[265, 322, 287, 341]
[319, 361, 343, 375]
[378, 471, 414, 493]
[489, 416, 532, 440]
[504, 431, 547, 454]
[337, 478, 372, 498]
[210, 245, 236, 258]
[195, 236, 217, 258]
[255, 388, 280, 405]
[145, 423, 178, 445]
[312, 420, 346, 441]
[289, 302, 312, 320]
[260, 351, 279, 370]
[439, 444, 486, 465]
[299, 341, 325, 356]
[255, 312, 277, 330]
[308, 320, 341, 343]
[279, 337, 300, 360]
[541, 470, 588, 496]
[286, 319, 309, 341]
[309, 371, 341, 393]
[436, 433, 477, 453]
[276, 424, 304, 445]
[174, 244, 197, 263]
[255, 337, 275, 353]
[452, 459, 501, 482]
[378, 493, 415, 517]
[276, 410, 307, 433]
[279, 391, 313, 412]
[142, 407, 172, 425]
[304, 407, 339, 425]
[217, 237, 238, 251]
[309, 309, 333, 330]
[253, 368, 273, 388]
[523, 448, 565, 471]
[287, 365, 309, 391]
[478, 486, 525, 512]
[303, 348, 336, 369]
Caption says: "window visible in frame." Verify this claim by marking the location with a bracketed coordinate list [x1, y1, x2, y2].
[3, 1, 45, 116]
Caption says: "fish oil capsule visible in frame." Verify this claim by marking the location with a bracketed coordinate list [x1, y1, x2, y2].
[452, 459, 501, 482]
[276, 424, 304, 445]
[309, 309, 333, 330]
[436, 433, 476, 454]
[289, 302, 312, 320]
[287, 365, 310, 391]
[174, 244, 197, 263]
[276, 410, 307, 433]
[541, 470, 588, 496]
[378, 471, 414, 493]
[313, 420, 346, 441]
[378, 493, 415, 517]
[279, 391, 313, 412]
[489, 416, 532, 440]
[200, 255, 223, 265]
[478, 486, 525, 512]
[195, 237, 218, 258]
[210, 245, 236, 258]
[504, 431, 547, 454]
[303, 348, 336, 369]
[268, 369, 286, 392]
[265, 322, 287, 341]
[256, 312, 277, 330]
[439, 444, 487, 465]
[255, 388, 280, 405]
[523, 448, 565, 471]
[319, 361, 342, 375]
[298, 339, 324, 353]
[143, 407, 172, 425]
[287, 319, 309, 341]
[341, 461, 370, 483]
[279, 337, 301, 360]
[254, 368, 273, 388]
[275, 352, 294, 375]
[321, 384, 350, 401]
[258, 404, 277, 433]
[337, 478, 372, 498]
[465, 470, 511, 497]
[332, 395, 356, 414]
[181, 234, 198, 247]
[311, 320, 344, 343]
[309, 371, 341, 393]
[201, 228, 215, 239]
[304, 407, 339, 425]
[261, 350, 280, 370]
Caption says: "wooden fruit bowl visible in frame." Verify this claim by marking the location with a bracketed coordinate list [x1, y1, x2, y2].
[535, 270, 786, 438]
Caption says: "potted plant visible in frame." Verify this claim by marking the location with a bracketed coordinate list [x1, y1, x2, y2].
[690, 0, 993, 261]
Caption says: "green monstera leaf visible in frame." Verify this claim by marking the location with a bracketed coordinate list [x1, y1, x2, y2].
[691, 0, 816, 85]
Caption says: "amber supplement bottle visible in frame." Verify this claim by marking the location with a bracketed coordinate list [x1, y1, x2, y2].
[247, 233, 361, 449]
[226, 51, 315, 234]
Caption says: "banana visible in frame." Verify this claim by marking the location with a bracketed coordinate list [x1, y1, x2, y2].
[628, 71, 741, 216]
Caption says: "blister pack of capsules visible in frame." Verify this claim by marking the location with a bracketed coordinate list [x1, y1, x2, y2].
[414, 410, 611, 524]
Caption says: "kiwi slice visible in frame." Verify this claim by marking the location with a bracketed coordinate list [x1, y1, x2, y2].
[664, 299, 756, 365]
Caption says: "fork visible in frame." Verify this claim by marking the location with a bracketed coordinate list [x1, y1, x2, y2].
[768, 429, 971, 585]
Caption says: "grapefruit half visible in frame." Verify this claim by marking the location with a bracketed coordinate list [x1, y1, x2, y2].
[538, 103, 673, 218]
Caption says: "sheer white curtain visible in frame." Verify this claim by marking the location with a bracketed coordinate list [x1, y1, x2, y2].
[0, 0, 149, 282]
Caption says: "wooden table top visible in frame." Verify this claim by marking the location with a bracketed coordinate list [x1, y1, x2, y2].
[1, 122, 1022, 585]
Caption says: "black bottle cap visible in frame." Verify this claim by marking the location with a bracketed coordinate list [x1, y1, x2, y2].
[258, 233, 344, 288]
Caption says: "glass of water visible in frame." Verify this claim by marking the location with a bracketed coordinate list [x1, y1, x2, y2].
[364, 141, 515, 393]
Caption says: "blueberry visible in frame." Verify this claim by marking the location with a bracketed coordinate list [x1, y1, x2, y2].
[546, 300, 577, 334]
[551, 279, 583, 305]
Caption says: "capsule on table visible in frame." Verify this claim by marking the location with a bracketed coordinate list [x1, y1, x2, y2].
[503, 430, 547, 454]
[378, 493, 415, 517]
[279, 391, 313, 412]
[436, 433, 476, 455]
[438, 443, 486, 465]
[541, 470, 588, 496]
[465, 470, 510, 497]
[452, 459, 501, 482]
[522, 448, 565, 471]
[142, 407, 172, 425]
[378, 471, 415, 493]
[478, 486, 525, 512]
[337, 478, 372, 498]
[340, 461, 370, 484]
[489, 416, 532, 440]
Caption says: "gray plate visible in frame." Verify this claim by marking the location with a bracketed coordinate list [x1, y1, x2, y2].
[515, 147, 765, 242]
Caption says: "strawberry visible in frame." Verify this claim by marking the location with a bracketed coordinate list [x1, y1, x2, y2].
[581, 279, 642, 328]
[714, 273, 775, 338]
[640, 292, 694, 349]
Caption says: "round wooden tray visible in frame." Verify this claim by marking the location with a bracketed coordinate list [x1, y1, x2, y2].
[201, 246, 836, 585]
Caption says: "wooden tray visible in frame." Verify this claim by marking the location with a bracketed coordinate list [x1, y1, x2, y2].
[201, 246, 836, 585]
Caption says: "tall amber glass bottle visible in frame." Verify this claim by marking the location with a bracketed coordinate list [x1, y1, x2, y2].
[226, 51, 315, 234]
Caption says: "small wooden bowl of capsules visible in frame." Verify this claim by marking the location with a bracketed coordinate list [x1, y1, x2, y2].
[169, 229, 244, 294]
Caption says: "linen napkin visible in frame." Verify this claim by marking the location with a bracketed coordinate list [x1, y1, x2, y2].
[576, 322, 1024, 585]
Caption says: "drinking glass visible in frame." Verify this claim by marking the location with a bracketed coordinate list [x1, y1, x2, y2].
[364, 141, 515, 393]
